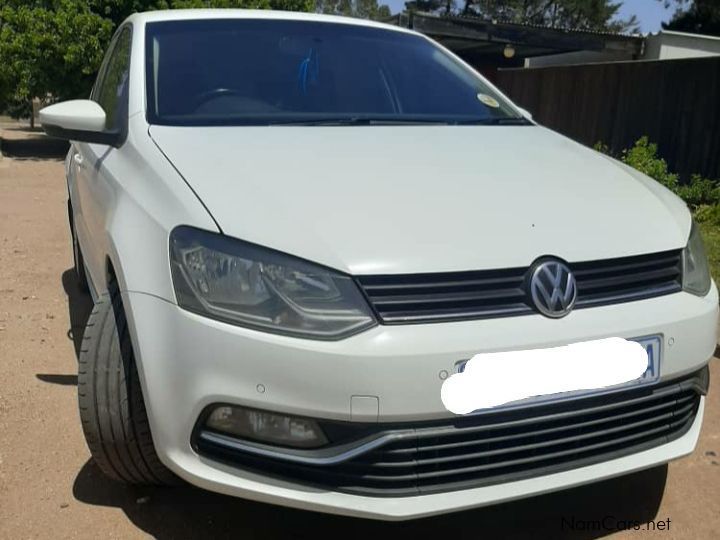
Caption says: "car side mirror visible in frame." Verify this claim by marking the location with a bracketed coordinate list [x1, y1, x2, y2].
[516, 107, 533, 121]
[40, 100, 121, 147]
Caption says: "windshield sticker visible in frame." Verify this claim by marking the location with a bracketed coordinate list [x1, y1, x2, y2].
[477, 93, 500, 108]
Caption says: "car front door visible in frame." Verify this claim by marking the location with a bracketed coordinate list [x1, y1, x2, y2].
[72, 26, 131, 292]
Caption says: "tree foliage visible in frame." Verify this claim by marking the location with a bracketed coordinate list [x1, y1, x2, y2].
[316, 0, 391, 20]
[661, 0, 720, 36]
[0, 1, 113, 115]
[87, 0, 314, 28]
[406, 0, 639, 33]
[0, 0, 317, 117]
[405, 0, 453, 15]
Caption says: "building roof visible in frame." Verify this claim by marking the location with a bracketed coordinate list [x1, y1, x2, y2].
[443, 12, 642, 39]
[389, 12, 645, 61]
[647, 29, 720, 42]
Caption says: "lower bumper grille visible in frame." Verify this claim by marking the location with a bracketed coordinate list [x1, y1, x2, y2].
[195, 370, 706, 497]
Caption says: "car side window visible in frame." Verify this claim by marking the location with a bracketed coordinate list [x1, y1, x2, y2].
[93, 27, 131, 132]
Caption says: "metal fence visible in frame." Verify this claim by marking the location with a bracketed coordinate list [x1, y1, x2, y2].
[495, 55, 720, 181]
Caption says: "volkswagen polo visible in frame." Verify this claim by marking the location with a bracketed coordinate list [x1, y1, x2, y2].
[40, 10, 717, 520]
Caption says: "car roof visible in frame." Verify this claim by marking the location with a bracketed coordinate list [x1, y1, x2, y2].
[125, 9, 415, 36]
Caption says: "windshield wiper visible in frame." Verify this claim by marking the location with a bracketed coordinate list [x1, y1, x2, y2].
[259, 114, 534, 126]
[267, 117, 455, 126]
[268, 116, 533, 126]
[453, 117, 532, 126]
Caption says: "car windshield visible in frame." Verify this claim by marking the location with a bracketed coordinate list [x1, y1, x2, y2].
[145, 19, 526, 126]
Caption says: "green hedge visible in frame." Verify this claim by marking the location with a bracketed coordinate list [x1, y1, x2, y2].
[595, 137, 720, 225]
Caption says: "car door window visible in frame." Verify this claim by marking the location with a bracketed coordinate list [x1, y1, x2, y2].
[93, 27, 131, 132]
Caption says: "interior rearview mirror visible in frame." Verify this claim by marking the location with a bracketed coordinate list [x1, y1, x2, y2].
[40, 100, 120, 147]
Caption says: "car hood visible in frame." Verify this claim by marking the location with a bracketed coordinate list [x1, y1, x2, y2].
[149, 125, 690, 275]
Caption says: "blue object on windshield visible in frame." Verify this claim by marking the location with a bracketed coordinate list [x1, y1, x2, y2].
[298, 48, 319, 95]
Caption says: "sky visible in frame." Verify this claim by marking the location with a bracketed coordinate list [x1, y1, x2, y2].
[383, 0, 676, 34]
[618, 0, 675, 33]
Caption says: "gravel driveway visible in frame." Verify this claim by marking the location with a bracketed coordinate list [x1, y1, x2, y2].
[1, 126, 718, 539]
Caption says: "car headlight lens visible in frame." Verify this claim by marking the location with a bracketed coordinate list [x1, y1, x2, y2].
[682, 221, 712, 296]
[170, 226, 376, 339]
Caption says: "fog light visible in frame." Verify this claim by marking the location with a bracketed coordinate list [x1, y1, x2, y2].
[205, 405, 328, 448]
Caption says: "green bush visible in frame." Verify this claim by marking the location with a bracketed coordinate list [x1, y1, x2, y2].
[620, 136, 680, 192]
[592, 141, 610, 154]
[694, 204, 720, 226]
[602, 137, 720, 285]
[596, 137, 720, 212]
[675, 174, 720, 208]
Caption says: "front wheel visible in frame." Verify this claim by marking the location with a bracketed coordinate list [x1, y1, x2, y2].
[78, 289, 177, 485]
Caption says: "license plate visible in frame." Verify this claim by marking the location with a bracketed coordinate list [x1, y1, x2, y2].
[627, 335, 662, 385]
[455, 335, 662, 405]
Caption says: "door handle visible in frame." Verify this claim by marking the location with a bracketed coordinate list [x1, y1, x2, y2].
[73, 153, 84, 167]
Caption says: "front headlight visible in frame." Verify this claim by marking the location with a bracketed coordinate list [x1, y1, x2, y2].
[170, 226, 376, 339]
[682, 221, 712, 296]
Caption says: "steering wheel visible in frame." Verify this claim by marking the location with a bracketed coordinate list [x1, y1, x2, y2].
[192, 88, 244, 110]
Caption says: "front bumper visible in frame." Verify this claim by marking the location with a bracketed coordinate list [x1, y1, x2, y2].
[193, 370, 706, 497]
[122, 286, 717, 520]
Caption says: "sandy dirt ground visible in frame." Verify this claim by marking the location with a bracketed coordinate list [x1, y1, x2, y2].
[0, 125, 719, 540]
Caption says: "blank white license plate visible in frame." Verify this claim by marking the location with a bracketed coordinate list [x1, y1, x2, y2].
[455, 335, 662, 405]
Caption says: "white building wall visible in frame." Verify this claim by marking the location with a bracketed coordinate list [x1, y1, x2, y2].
[644, 30, 720, 60]
[524, 50, 632, 68]
[524, 30, 720, 68]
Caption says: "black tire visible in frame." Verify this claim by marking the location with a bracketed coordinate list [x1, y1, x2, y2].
[78, 289, 177, 485]
[68, 200, 89, 293]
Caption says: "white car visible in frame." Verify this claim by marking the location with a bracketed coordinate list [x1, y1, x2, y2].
[41, 9, 717, 521]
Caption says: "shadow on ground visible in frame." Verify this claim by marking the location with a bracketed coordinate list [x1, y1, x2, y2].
[2, 126, 44, 132]
[72, 459, 668, 540]
[61, 269, 93, 359]
[34, 270, 90, 386]
[1, 129, 69, 160]
[36, 373, 78, 385]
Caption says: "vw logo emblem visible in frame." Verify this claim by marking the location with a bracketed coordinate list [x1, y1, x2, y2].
[529, 260, 577, 318]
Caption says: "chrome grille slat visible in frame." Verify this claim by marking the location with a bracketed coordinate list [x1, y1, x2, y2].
[571, 251, 681, 276]
[379, 304, 532, 323]
[371, 287, 526, 307]
[361, 275, 525, 293]
[385, 393, 696, 455]
[356, 402, 696, 469]
[411, 421, 687, 481]
[575, 282, 682, 307]
[578, 266, 681, 291]
[357, 250, 683, 323]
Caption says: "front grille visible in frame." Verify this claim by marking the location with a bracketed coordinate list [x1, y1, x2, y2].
[356, 250, 683, 324]
[195, 371, 704, 497]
